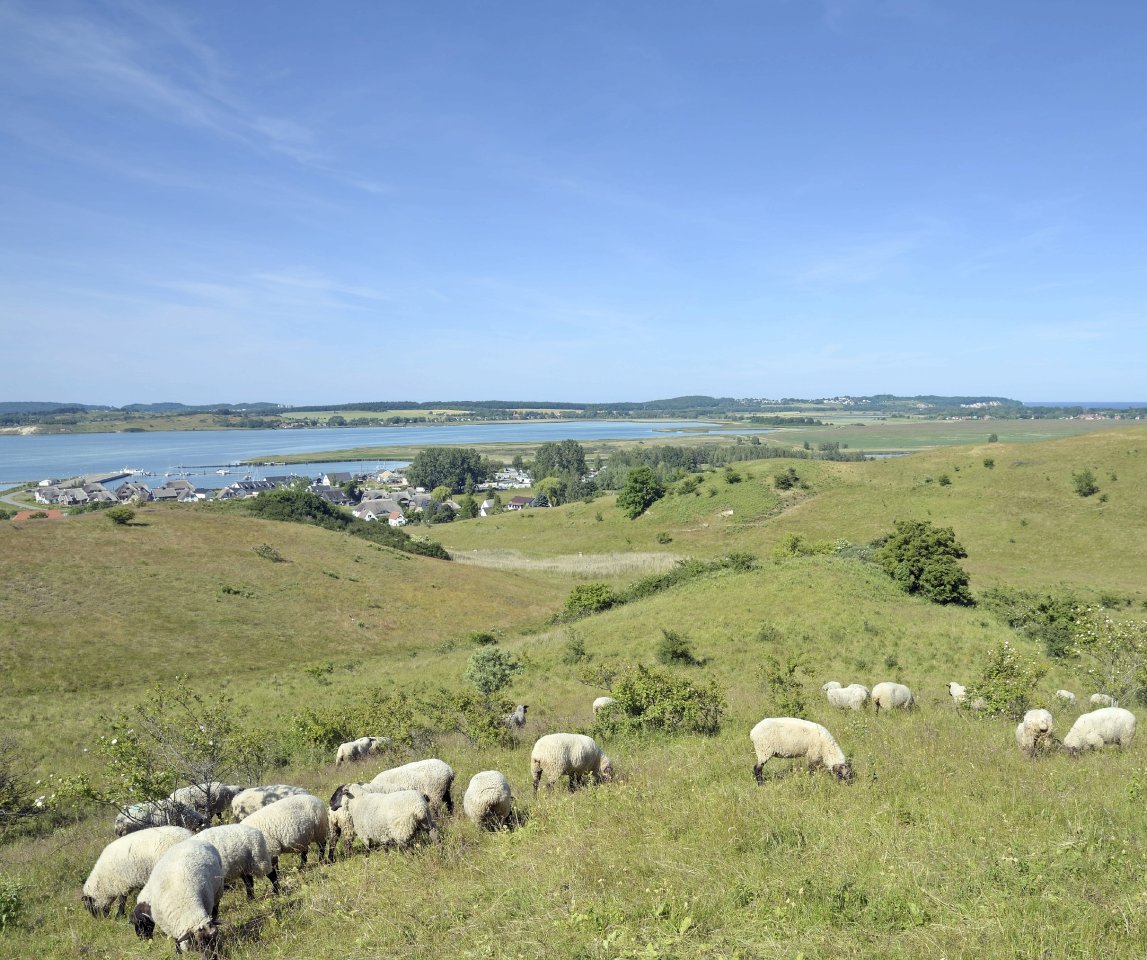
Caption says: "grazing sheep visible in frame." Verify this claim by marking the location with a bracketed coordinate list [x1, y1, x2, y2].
[130, 839, 223, 956]
[1055, 689, 1077, 706]
[168, 783, 244, 823]
[241, 793, 330, 871]
[231, 784, 310, 821]
[592, 696, 618, 716]
[1063, 707, 1137, 755]
[871, 682, 915, 712]
[1015, 709, 1056, 758]
[115, 800, 207, 837]
[826, 684, 869, 710]
[335, 736, 390, 767]
[349, 758, 455, 816]
[82, 826, 192, 919]
[503, 704, 529, 730]
[463, 771, 513, 829]
[1089, 693, 1116, 708]
[530, 733, 613, 795]
[821, 681, 842, 692]
[191, 824, 278, 900]
[749, 717, 854, 783]
[328, 784, 436, 855]
[947, 682, 967, 705]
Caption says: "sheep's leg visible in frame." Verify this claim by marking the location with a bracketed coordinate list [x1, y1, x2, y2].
[115, 894, 127, 918]
[242, 874, 255, 901]
[532, 768, 542, 796]
[268, 867, 280, 895]
[753, 761, 765, 785]
[444, 791, 454, 815]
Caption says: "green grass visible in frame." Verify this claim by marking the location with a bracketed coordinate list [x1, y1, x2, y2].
[2, 426, 1146, 958]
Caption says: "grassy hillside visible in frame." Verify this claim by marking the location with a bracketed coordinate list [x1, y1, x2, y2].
[1, 426, 1145, 959]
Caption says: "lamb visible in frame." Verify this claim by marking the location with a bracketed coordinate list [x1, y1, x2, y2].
[335, 736, 390, 767]
[348, 758, 455, 816]
[115, 799, 207, 837]
[530, 733, 613, 795]
[946, 682, 967, 704]
[191, 824, 278, 900]
[749, 717, 854, 783]
[871, 681, 915, 712]
[1015, 709, 1056, 758]
[503, 704, 528, 730]
[592, 696, 618, 716]
[240, 793, 330, 871]
[463, 770, 513, 829]
[231, 784, 310, 821]
[168, 783, 244, 823]
[328, 784, 436, 855]
[130, 839, 223, 957]
[1089, 693, 1116, 708]
[1055, 689, 1077, 705]
[1063, 707, 1137, 755]
[826, 684, 869, 710]
[82, 826, 192, 918]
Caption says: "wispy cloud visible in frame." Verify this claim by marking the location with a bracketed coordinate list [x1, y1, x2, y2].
[789, 234, 922, 286]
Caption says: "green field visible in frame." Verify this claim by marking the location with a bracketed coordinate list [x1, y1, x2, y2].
[1, 425, 1145, 959]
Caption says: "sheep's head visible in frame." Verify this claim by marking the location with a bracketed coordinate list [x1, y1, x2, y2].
[833, 761, 855, 784]
[186, 920, 221, 958]
[598, 755, 614, 782]
[329, 783, 353, 810]
[130, 901, 155, 940]
[81, 893, 110, 918]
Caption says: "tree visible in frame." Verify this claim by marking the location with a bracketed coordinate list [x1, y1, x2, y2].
[536, 476, 564, 505]
[617, 466, 664, 519]
[457, 495, 479, 519]
[874, 520, 973, 605]
[464, 648, 522, 696]
[1072, 469, 1099, 498]
[430, 485, 453, 504]
[407, 447, 492, 492]
[533, 440, 587, 481]
[105, 506, 135, 526]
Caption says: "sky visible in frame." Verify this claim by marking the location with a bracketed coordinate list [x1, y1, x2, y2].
[1, 0, 1145, 406]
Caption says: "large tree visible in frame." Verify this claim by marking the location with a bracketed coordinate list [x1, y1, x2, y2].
[874, 519, 973, 605]
[617, 466, 664, 519]
[532, 440, 587, 480]
[407, 447, 492, 492]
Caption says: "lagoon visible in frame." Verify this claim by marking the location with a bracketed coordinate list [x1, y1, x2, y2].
[0, 420, 725, 488]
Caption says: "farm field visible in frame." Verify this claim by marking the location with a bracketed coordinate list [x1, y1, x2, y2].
[1, 425, 1145, 959]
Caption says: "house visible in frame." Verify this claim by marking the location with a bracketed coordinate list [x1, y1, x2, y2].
[117, 482, 152, 502]
[479, 498, 499, 517]
[311, 485, 352, 505]
[387, 511, 407, 527]
[506, 496, 532, 511]
[321, 471, 353, 487]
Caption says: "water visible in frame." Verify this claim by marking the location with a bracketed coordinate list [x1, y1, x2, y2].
[0, 420, 725, 487]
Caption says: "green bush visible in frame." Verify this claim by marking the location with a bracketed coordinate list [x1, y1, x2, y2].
[874, 520, 973, 605]
[466, 630, 499, 646]
[565, 583, 616, 617]
[593, 664, 724, 738]
[980, 587, 1080, 658]
[617, 466, 665, 519]
[760, 655, 809, 718]
[773, 467, 800, 490]
[0, 877, 24, 934]
[464, 648, 522, 696]
[105, 505, 135, 525]
[655, 629, 702, 666]
[422, 688, 515, 748]
[1072, 469, 1099, 498]
[561, 629, 588, 665]
[253, 543, 286, 562]
[968, 640, 1046, 720]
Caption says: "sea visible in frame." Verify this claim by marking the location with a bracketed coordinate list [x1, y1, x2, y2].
[0, 420, 729, 489]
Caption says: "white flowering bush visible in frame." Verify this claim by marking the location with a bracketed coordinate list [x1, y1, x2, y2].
[1072, 606, 1147, 706]
[968, 640, 1047, 721]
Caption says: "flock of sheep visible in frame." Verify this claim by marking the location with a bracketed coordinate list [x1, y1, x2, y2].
[80, 685, 1137, 957]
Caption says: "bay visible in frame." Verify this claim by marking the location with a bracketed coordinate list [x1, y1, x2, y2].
[0, 420, 725, 488]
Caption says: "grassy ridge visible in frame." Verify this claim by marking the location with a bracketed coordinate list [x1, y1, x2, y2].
[2, 425, 1146, 958]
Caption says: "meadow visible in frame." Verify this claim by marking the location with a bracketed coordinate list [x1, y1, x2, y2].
[1, 425, 1145, 959]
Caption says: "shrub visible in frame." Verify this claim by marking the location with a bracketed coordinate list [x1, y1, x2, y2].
[422, 689, 515, 748]
[1072, 469, 1099, 498]
[773, 467, 800, 490]
[724, 467, 742, 484]
[617, 467, 665, 519]
[289, 690, 422, 754]
[1072, 606, 1147, 706]
[562, 629, 588, 665]
[253, 543, 286, 562]
[988, 433, 999, 443]
[28, 510, 49, 520]
[464, 648, 522, 696]
[938, 474, 952, 486]
[967, 640, 1046, 720]
[593, 664, 724, 738]
[874, 520, 973, 605]
[0, 877, 24, 933]
[980, 587, 1080, 658]
[983, 458, 995, 469]
[772, 533, 832, 559]
[105, 505, 135, 525]
[760, 655, 809, 718]
[565, 583, 616, 617]
[655, 629, 702, 666]
[0, 739, 40, 835]
[466, 630, 499, 646]
[656, 531, 672, 544]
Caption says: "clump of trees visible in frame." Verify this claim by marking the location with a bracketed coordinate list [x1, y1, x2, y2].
[874, 520, 973, 605]
[617, 466, 665, 518]
[592, 664, 724, 738]
[406, 447, 494, 492]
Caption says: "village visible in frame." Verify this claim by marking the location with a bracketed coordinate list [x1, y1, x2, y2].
[31, 466, 542, 526]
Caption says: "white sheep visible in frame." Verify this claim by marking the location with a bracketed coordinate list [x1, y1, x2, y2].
[871, 681, 915, 712]
[81, 826, 192, 918]
[1089, 693, 1116, 708]
[130, 839, 224, 956]
[821, 681, 842, 692]
[463, 770, 513, 829]
[355, 758, 455, 815]
[946, 682, 967, 705]
[503, 704, 529, 730]
[328, 784, 436, 855]
[749, 717, 854, 783]
[592, 696, 618, 716]
[168, 783, 244, 823]
[241, 793, 330, 871]
[1015, 709, 1056, 758]
[1063, 707, 1137, 755]
[231, 784, 310, 821]
[335, 736, 390, 767]
[530, 733, 613, 795]
[1055, 689, 1077, 706]
[115, 799, 207, 837]
[191, 824, 278, 900]
[826, 684, 869, 710]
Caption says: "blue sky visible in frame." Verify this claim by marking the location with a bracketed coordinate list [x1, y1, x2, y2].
[1, 0, 1145, 405]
